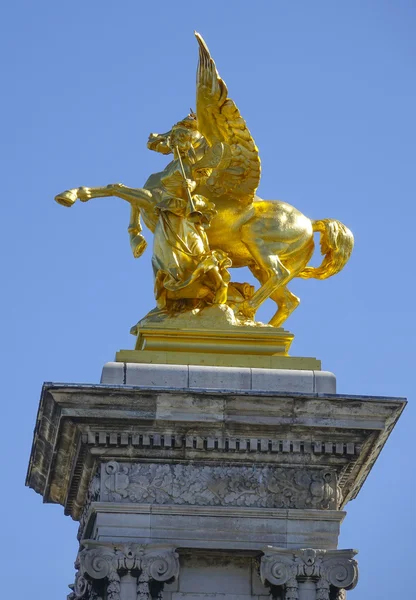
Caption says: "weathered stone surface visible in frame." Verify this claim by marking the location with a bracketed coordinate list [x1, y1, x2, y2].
[26, 368, 405, 599]
[176, 553, 253, 595]
[157, 552, 270, 600]
[261, 547, 359, 598]
[68, 543, 358, 600]
[26, 381, 405, 520]
[85, 504, 345, 550]
[100, 461, 339, 510]
[69, 542, 179, 600]
[100, 362, 336, 393]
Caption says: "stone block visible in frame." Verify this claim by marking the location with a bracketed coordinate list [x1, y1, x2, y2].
[188, 365, 251, 390]
[100, 361, 124, 384]
[178, 554, 251, 594]
[100, 362, 337, 393]
[128, 363, 189, 388]
[82, 503, 344, 551]
[286, 514, 342, 549]
[314, 371, 337, 394]
[251, 368, 314, 393]
[251, 369, 336, 394]
[147, 512, 288, 549]
[91, 511, 152, 542]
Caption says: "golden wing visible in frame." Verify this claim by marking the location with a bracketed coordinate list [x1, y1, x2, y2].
[195, 32, 261, 203]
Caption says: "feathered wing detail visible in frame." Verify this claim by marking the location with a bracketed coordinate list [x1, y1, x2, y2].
[195, 32, 261, 203]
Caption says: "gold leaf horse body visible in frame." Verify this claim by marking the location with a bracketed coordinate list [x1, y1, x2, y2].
[137, 161, 351, 328]
[56, 33, 353, 327]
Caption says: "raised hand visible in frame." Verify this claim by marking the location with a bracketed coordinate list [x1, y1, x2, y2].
[183, 178, 197, 193]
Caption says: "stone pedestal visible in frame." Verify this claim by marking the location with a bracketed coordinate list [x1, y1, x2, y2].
[26, 363, 405, 599]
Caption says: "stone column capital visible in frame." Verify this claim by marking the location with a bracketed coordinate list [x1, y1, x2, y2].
[260, 547, 358, 599]
[69, 542, 179, 600]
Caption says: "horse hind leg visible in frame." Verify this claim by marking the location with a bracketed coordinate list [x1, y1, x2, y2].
[248, 264, 299, 328]
[267, 239, 314, 327]
[242, 252, 291, 319]
[268, 285, 300, 328]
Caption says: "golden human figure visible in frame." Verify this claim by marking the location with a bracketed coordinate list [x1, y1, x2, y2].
[55, 32, 353, 330]
[149, 146, 232, 313]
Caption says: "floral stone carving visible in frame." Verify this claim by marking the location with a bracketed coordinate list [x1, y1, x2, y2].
[101, 461, 339, 509]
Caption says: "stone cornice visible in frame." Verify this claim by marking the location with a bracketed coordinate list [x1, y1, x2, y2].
[26, 382, 405, 520]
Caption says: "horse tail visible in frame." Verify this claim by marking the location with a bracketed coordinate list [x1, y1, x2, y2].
[298, 219, 354, 280]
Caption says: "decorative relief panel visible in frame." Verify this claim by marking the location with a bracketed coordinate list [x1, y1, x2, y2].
[100, 461, 339, 509]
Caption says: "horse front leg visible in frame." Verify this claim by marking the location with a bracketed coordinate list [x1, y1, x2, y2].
[55, 184, 153, 209]
[55, 185, 152, 260]
[55, 186, 115, 207]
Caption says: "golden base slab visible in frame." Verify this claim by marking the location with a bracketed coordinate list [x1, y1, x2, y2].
[136, 324, 294, 355]
[115, 349, 321, 370]
[119, 306, 321, 370]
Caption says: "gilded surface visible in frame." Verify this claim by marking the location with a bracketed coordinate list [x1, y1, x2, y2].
[55, 33, 353, 336]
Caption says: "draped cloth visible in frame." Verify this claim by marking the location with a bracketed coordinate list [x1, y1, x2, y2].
[151, 162, 231, 311]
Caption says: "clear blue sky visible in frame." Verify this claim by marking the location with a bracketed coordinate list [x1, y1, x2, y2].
[1, 1, 415, 597]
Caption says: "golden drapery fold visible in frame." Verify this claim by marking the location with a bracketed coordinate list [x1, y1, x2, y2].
[152, 195, 231, 312]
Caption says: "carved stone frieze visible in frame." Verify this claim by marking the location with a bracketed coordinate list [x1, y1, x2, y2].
[69, 542, 179, 600]
[261, 548, 358, 600]
[100, 461, 340, 509]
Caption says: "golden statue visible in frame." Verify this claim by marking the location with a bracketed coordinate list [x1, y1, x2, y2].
[55, 33, 353, 363]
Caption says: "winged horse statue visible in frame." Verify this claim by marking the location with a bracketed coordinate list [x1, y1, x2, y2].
[55, 33, 353, 328]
